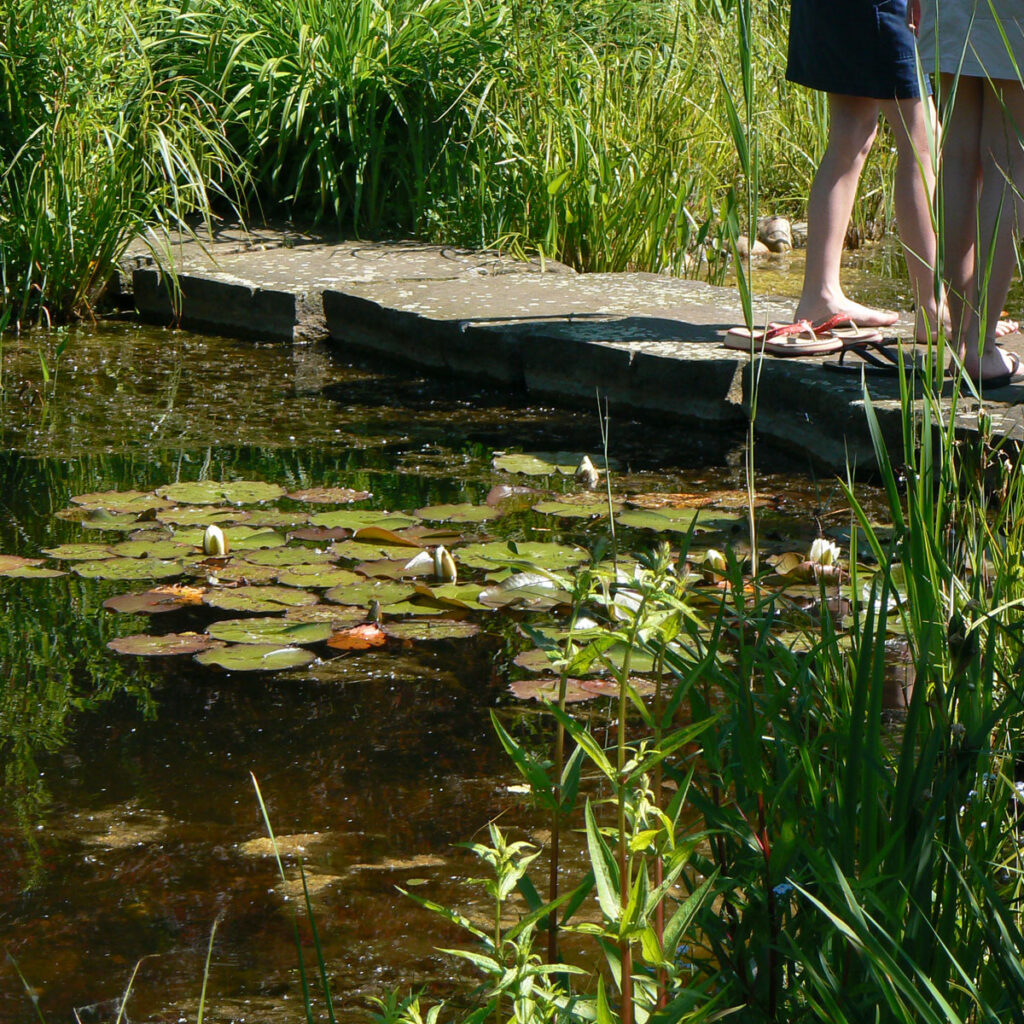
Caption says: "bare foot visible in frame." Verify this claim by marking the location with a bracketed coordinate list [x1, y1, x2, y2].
[996, 317, 1020, 338]
[962, 345, 1024, 385]
[795, 299, 899, 329]
[915, 312, 1019, 343]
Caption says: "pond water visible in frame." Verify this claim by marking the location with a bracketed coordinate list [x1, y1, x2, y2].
[0, 260, 895, 1023]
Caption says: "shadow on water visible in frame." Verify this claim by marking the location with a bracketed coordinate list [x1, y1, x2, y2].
[0, 322, 883, 1021]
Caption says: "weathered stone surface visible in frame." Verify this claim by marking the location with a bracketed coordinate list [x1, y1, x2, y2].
[123, 222, 1024, 473]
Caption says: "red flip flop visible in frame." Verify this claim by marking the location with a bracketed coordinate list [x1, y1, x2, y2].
[724, 320, 843, 357]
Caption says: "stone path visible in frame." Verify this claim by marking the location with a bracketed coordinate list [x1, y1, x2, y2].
[120, 223, 1024, 473]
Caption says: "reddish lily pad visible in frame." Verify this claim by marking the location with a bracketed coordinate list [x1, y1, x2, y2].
[0, 555, 44, 572]
[206, 617, 332, 646]
[195, 644, 316, 671]
[626, 490, 773, 510]
[156, 481, 286, 505]
[509, 677, 605, 703]
[327, 623, 387, 651]
[288, 526, 351, 543]
[203, 586, 319, 614]
[108, 633, 224, 656]
[288, 487, 372, 504]
[103, 584, 208, 614]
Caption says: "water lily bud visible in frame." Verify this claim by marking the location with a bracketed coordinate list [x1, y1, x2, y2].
[575, 455, 600, 491]
[808, 537, 840, 567]
[701, 548, 727, 582]
[203, 524, 228, 556]
[433, 545, 457, 583]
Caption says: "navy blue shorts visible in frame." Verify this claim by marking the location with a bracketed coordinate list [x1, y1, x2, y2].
[786, 0, 923, 99]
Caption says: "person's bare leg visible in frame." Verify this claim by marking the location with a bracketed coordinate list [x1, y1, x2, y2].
[796, 94, 899, 327]
[881, 94, 943, 340]
[962, 78, 1024, 382]
[937, 74, 983, 358]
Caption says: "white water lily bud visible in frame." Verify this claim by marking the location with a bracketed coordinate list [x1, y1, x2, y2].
[808, 537, 840, 567]
[203, 524, 228, 556]
[701, 548, 727, 583]
[433, 545, 457, 583]
[574, 455, 600, 491]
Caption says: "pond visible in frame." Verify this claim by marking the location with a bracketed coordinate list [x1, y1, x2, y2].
[0, 265, 893, 1022]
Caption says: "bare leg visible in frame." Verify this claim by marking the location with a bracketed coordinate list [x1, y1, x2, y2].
[881, 94, 943, 341]
[962, 78, 1024, 382]
[937, 74, 983, 357]
[796, 94, 899, 327]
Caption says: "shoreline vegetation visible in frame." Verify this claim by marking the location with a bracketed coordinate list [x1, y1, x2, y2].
[1, 0, 898, 331]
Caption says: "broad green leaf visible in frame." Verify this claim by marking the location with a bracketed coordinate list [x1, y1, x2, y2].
[74, 558, 183, 581]
[414, 503, 499, 523]
[206, 617, 332, 645]
[156, 480, 286, 505]
[204, 585, 319, 613]
[108, 633, 224, 656]
[195, 643, 315, 671]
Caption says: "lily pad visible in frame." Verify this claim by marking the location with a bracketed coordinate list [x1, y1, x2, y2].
[107, 539, 192, 559]
[355, 557, 422, 580]
[103, 584, 208, 614]
[80, 511, 153, 533]
[203, 585, 319, 614]
[327, 623, 388, 651]
[288, 527, 351, 543]
[626, 490, 773, 510]
[276, 565, 363, 589]
[324, 580, 415, 606]
[456, 541, 587, 571]
[174, 526, 286, 551]
[288, 487, 372, 504]
[352, 525, 424, 548]
[70, 490, 174, 513]
[412, 583, 488, 611]
[184, 560, 279, 585]
[73, 558, 183, 581]
[532, 499, 619, 518]
[329, 539, 420, 563]
[492, 452, 618, 476]
[240, 547, 336, 567]
[284, 604, 367, 627]
[378, 599, 449, 617]
[309, 510, 420, 531]
[2, 565, 68, 579]
[414, 503, 499, 523]
[195, 643, 316, 672]
[509, 677, 609, 703]
[156, 480, 286, 505]
[615, 508, 729, 533]
[108, 633, 224, 656]
[0, 555, 44, 572]
[206, 617, 332, 646]
[40, 543, 116, 561]
[384, 619, 481, 642]
[242, 509, 312, 529]
[478, 572, 573, 611]
[156, 507, 247, 527]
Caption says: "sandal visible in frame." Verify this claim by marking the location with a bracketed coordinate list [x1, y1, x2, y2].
[822, 339, 924, 376]
[724, 320, 843, 357]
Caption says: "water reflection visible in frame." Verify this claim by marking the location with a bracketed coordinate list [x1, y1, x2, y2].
[0, 324, 880, 1022]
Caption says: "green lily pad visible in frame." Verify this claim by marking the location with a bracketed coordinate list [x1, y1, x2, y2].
[240, 547, 336, 567]
[183, 560, 278, 585]
[195, 643, 316, 672]
[412, 583, 488, 610]
[80, 512, 153, 532]
[491, 452, 618, 476]
[324, 580, 414, 606]
[309, 510, 420, 531]
[73, 558, 183, 581]
[615, 508, 727, 533]
[288, 487, 372, 504]
[457, 541, 587, 572]
[206, 617, 332, 646]
[354, 557, 420, 580]
[156, 507, 247, 527]
[283, 604, 368, 627]
[107, 539, 192, 559]
[108, 632, 224, 656]
[378, 599, 449, 617]
[276, 566, 363, 589]
[329, 539, 420, 563]
[384, 620, 481, 641]
[478, 572, 572, 611]
[203, 586, 320, 614]
[70, 490, 174, 513]
[156, 480, 286, 505]
[242, 509, 312, 529]
[414, 503, 499, 523]
[174, 526, 286, 551]
[40, 543, 116, 561]
[2, 565, 68, 579]
[352, 525, 424, 548]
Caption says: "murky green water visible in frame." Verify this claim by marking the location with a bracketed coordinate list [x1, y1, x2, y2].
[0, 308, 889, 1023]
